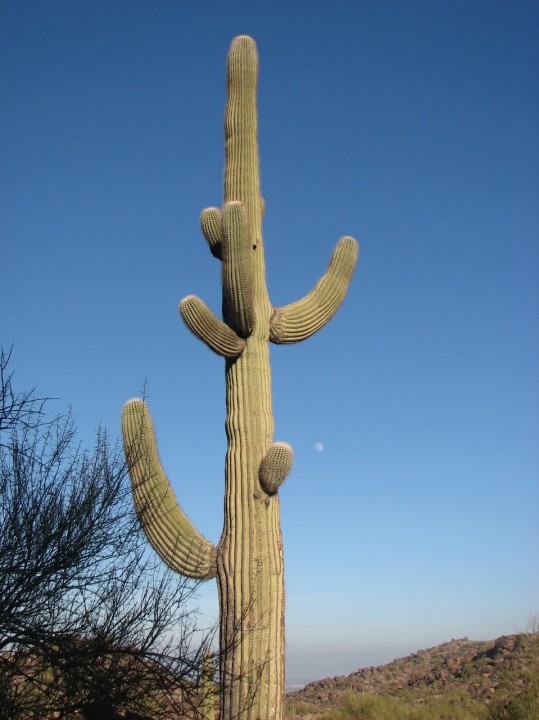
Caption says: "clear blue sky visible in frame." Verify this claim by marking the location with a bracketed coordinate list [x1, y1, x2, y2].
[2, 0, 538, 687]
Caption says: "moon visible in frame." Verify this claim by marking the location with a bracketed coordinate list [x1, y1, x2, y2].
[314, 442, 324, 453]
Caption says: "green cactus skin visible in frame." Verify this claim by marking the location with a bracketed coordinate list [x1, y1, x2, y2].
[122, 36, 358, 720]
[201, 651, 217, 720]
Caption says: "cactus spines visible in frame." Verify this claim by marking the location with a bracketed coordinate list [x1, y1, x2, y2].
[122, 35, 358, 720]
[259, 442, 294, 496]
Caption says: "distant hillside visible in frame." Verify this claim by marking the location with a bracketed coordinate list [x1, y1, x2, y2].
[286, 632, 539, 716]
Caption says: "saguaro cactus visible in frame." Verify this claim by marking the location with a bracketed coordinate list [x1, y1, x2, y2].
[122, 36, 358, 720]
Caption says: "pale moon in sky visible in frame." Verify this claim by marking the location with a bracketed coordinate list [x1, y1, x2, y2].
[314, 442, 324, 452]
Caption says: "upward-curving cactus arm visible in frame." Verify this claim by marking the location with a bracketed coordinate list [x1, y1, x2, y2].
[221, 201, 254, 338]
[201, 207, 223, 259]
[179, 295, 246, 359]
[181, 199, 255, 353]
[269, 235, 358, 344]
[122, 398, 217, 580]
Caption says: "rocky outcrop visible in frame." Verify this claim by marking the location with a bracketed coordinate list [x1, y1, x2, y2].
[287, 632, 539, 711]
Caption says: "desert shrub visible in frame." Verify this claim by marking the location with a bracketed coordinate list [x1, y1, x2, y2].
[323, 691, 402, 720]
[285, 702, 313, 718]
[318, 689, 487, 720]
[0, 349, 213, 719]
[487, 631, 539, 720]
[488, 683, 539, 720]
[406, 692, 487, 720]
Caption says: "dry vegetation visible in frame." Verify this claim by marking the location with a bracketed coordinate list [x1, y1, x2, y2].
[286, 632, 539, 720]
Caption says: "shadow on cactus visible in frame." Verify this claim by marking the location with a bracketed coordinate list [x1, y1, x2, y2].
[122, 35, 359, 720]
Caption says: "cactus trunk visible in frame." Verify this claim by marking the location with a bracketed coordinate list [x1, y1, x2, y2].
[219, 40, 283, 716]
[122, 36, 358, 720]
[219, 346, 282, 717]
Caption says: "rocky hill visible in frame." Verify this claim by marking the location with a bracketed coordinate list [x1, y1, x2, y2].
[286, 632, 539, 714]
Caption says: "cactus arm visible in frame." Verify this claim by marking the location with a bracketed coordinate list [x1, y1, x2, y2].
[259, 442, 293, 495]
[122, 398, 217, 580]
[269, 235, 359, 344]
[201, 207, 223, 260]
[179, 295, 246, 358]
[221, 201, 254, 338]
[200, 651, 217, 720]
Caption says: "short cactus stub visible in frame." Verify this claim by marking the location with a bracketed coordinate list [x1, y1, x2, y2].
[122, 35, 358, 720]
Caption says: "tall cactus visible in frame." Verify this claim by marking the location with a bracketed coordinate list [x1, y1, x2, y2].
[122, 36, 358, 720]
